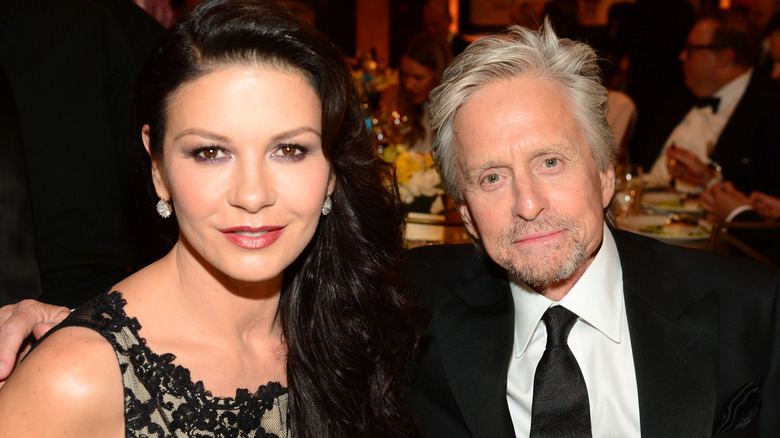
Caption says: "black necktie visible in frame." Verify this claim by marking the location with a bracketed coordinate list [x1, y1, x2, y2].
[692, 96, 720, 113]
[530, 306, 592, 437]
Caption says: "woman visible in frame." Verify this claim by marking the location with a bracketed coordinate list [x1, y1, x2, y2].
[380, 32, 452, 153]
[0, 1, 419, 436]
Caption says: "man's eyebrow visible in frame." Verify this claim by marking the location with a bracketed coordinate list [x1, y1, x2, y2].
[464, 161, 503, 183]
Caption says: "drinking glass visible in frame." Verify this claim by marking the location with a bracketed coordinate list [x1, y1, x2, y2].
[613, 164, 644, 220]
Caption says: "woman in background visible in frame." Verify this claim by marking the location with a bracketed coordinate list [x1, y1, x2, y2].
[380, 32, 452, 153]
[0, 1, 419, 436]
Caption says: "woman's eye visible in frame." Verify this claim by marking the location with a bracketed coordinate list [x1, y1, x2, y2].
[272, 144, 308, 159]
[194, 147, 227, 161]
[543, 158, 559, 168]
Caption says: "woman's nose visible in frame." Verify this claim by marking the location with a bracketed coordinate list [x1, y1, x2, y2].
[228, 162, 275, 212]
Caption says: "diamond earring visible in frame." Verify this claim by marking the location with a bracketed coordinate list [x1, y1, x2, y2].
[156, 198, 172, 218]
[321, 196, 332, 216]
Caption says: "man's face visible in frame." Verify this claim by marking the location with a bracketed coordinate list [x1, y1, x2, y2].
[454, 76, 614, 299]
[680, 19, 723, 98]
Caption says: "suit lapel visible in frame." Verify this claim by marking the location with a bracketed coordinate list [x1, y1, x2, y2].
[615, 231, 719, 437]
[432, 265, 515, 438]
[710, 74, 757, 168]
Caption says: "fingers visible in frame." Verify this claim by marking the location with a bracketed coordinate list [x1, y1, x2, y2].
[32, 323, 56, 340]
[0, 315, 33, 382]
[665, 148, 709, 185]
[0, 301, 69, 383]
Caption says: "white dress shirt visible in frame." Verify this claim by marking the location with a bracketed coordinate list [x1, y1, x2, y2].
[646, 69, 753, 190]
[506, 224, 641, 437]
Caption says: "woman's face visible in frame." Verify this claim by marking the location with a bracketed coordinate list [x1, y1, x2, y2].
[400, 55, 438, 105]
[145, 66, 334, 285]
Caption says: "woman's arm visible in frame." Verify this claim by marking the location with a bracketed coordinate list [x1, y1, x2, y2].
[0, 326, 124, 436]
[0, 300, 70, 385]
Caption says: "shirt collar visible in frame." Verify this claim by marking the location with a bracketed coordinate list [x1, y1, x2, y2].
[711, 68, 752, 114]
[510, 223, 625, 358]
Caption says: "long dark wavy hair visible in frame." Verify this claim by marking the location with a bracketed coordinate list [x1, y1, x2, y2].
[132, 0, 420, 436]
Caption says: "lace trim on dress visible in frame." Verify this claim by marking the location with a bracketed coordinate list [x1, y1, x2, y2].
[52, 291, 289, 438]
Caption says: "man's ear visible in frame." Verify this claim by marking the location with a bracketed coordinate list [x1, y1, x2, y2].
[457, 201, 481, 240]
[600, 164, 616, 209]
[142, 125, 170, 200]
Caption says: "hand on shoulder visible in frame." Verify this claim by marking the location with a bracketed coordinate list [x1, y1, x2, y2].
[0, 326, 124, 437]
[0, 299, 70, 384]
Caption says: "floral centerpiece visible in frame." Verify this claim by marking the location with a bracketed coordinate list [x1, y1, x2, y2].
[381, 144, 446, 216]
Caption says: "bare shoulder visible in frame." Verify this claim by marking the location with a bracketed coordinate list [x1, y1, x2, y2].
[0, 326, 125, 437]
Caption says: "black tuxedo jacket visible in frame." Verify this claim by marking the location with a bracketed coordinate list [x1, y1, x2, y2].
[633, 73, 780, 196]
[405, 229, 780, 437]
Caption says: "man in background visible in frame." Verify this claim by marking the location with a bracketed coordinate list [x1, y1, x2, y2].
[641, 11, 780, 196]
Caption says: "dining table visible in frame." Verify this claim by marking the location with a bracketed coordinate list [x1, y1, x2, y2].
[613, 184, 713, 250]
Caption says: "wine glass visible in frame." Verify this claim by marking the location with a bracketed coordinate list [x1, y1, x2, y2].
[613, 164, 644, 220]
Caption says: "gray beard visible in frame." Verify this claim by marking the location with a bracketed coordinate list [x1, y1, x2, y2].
[495, 215, 588, 290]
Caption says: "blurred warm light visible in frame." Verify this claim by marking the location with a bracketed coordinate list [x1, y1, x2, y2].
[450, 0, 459, 34]
[720, 0, 731, 8]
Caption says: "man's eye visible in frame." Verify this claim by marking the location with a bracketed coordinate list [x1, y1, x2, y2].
[484, 174, 500, 184]
[543, 158, 559, 167]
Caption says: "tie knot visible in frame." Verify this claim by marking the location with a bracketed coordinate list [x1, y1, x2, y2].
[542, 306, 579, 348]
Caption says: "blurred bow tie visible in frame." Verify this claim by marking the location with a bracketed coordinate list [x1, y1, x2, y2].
[692, 96, 720, 113]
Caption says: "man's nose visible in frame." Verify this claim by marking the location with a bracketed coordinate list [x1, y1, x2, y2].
[511, 175, 547, 221]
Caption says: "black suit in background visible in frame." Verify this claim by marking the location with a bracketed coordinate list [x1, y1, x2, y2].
[633, 72, 780, 197]
[0, 62, 42, 305]
[405, 229, 780, 437]
[0, 0, 162, 307]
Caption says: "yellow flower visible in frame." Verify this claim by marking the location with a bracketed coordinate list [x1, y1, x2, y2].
[423, 153, 436, 169]
[395, 152, 422, 184]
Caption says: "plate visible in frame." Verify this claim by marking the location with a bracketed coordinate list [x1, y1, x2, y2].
[642, 192, 704, 216]
[617, 215, 710, 242]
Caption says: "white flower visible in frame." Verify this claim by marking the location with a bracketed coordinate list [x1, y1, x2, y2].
[398, 185, 415, 204]
[403, 169, 445, 198]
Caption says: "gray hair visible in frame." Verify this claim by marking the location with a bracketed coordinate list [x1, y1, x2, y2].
[429, 21, 616, 202]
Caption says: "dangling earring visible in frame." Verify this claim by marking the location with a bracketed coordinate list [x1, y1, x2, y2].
[156, 197, 172, 218]
[321, 196, 332, 216]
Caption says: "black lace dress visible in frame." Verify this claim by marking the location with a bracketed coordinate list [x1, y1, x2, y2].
[38, 291, 289, 437]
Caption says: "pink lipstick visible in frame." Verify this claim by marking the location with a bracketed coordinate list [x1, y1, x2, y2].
[220, 226, 284, 249]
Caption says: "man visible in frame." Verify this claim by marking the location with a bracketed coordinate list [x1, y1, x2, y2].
[698, 182, 780, 265]
[639, 11, 780, 196]
[405, 23, 779, 437]
[0, 0, 165, 307]
[1, 22, 779, 438]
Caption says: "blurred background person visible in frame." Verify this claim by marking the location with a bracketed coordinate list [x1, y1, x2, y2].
[619, 0, 696, 169]
[0, 62, 41, 305]
[701, 181, 780, 265]
[380, 31, 452, 153]
[0, 0, 164, 307]
[642, 10, 780, 196]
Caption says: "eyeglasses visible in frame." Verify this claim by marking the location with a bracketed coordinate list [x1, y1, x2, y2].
[682, 43, 723, 54]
